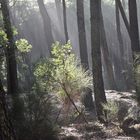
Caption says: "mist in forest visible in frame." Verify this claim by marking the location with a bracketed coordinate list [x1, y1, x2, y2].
[1, 0, 140, 139]
[10, 0, 140, 90]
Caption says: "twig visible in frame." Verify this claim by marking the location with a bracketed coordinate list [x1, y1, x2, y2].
[62, 83, 88, 124]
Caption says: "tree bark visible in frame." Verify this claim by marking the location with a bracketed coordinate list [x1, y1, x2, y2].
[0, 79, 16, 140]
[37, 0, 54, 56]
[128, 0, 140, 52]
[90, 0, 107, 122]
[0, 0, 18, 95]
[77, 0, 89, 69]
[116, 0, 124, 57]
[128, 0, 140, 103]
[76, 0, 95, 111]
[62, 0, 69, 43]
[116, 0, 131, 38]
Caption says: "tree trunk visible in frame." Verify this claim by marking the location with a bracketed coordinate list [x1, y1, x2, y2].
[129, 0, 140, 52]
[116, 0, 130, 37]
[90, 0, 107, 122]
[77, 0, 89, 69]
[100, 4, 116, 90]
[62, 0, 69, 43]
[116, 0, 124, 57]
[1, 0, 18, 95]
[37, 0, 54, 55]
[0, 79, 16, 140]
[76, 0, 95, 111]
[1, 1, 25, 135]
[115, 0, 127, 91]
[128, 0, 140, 104]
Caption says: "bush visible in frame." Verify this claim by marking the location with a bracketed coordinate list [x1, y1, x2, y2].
[16, 90, 58, 140]
[34, 41, 92, 105]
[33, 42, 92, 123]
[103, 101, 119, 122]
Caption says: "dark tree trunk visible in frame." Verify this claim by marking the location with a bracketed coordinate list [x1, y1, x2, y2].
[128, 0, 140, 103]
[115, 0, 134, 90]
[116, 0, 124, 57]
[37, 0, 54, 55]
[1, 1, 25, 134]
[128, 0, 140, 52]
[0, 0, 18, 95]
[115, 0, 127, 91]
[62, 0, 69, 43]
[90, 0, 107, 122]
[0, 79, 16, 140]
[116, 0, 130, 38]
[76, 0, 95, 111]
[77, 0, 89, 69]
[100, 4, 116, 90]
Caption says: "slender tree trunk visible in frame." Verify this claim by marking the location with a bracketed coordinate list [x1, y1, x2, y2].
[90, 0, 107, 122]
[116, 0, 124, 57]
[77, 0, 89, 69]
[115, 0, 127, 91]
[122, 0, 126, 9]
[129, 0, 140, 52]
[0, 0, 18, 95]
[37, 0, 54, 55]
[128, 0, 140, 103]
[76, 0, 95, 112]
[116, 0, 130, 38]
[100, 4, 116, 90]
[115, 0, 134, 90]
[62, 0, 69, 43]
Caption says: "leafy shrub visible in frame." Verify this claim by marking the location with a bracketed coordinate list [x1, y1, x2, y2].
[16, 39, 32, 53]
[0, 28, 8, 46]
[15, 90, 58, 140]
[34, 41, 92, 104]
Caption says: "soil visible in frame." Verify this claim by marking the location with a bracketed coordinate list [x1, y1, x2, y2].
[57, 90, 140, 140]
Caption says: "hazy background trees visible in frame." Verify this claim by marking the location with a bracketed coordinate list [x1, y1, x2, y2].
[9, 0, 140, 91]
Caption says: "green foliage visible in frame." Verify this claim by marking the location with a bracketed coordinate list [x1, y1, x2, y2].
[12, 26, 18, 36]
[0, 26, 18, 47]
[14, 90, 58, 140]
[34, 41, 92, 103]
[16, 39, 32, 53]
[34, 58, 55, 92]
[15, 38, 33, 91]
[103, 101, 119, 122]
[0, 28, 8, 46]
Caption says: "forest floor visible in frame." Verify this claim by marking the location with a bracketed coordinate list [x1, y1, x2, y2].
[57, 90, 140, 140]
